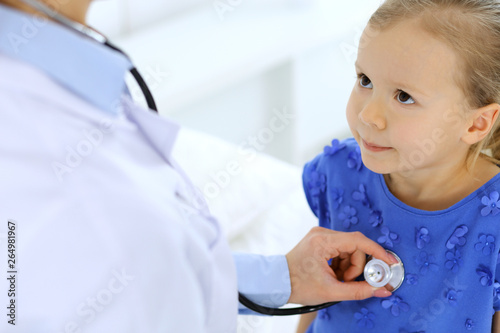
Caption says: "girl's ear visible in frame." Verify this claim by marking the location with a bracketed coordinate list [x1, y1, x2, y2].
[461, 103, 500, 145]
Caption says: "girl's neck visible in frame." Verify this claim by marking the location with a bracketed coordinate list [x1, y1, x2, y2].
[384, 157, 500, 211]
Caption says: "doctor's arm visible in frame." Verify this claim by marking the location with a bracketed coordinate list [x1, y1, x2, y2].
[235, 227, 396, 313]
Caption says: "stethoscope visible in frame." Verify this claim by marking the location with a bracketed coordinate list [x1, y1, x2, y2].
[16, 0, 406, 316]
[240, 250, 405, 315]
[16, 0, 158, 113]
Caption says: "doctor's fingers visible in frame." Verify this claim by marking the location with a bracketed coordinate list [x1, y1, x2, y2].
[341, 250, 367, 282]
[326, 280, 392, 302]
[329, 250, 362, 281]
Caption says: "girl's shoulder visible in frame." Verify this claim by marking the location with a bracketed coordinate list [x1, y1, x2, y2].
[303, 138, 365, 176]
[474, 171, 500, 219]
[302, 138, 376, 219]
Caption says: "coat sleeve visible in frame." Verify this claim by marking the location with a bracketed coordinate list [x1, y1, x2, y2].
[234, 253, 291, 315]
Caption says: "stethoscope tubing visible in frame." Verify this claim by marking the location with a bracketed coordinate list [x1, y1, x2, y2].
[238, 293, 338, 316]
[17, 0, 158, 113]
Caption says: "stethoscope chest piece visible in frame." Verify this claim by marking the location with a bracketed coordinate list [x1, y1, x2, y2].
[364, 250, 404, 292]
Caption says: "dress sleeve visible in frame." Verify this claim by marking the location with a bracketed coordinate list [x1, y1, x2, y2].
[234, 253, 291, 315]
[302, 154, 325, 220]
[303, 153, 333, 229]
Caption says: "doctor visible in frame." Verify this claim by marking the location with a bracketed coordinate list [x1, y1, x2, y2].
[0, 0, 394, 332]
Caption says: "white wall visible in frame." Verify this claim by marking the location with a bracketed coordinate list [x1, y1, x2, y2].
[87, 0, 208, 37]
[88, 0, 382, 166]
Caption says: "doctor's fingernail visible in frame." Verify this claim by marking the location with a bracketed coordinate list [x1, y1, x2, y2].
[373, 289, 392, 298]
[387, 252, 399, 264]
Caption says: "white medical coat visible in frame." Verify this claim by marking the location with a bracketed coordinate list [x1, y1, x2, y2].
[0, 53, 238, 332]
[0, 4, 292, 332]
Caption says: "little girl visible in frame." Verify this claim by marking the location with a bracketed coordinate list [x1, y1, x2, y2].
[299, 0, 500, 332]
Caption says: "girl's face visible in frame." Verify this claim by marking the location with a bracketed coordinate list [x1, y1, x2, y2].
[346, 19, 472, 176]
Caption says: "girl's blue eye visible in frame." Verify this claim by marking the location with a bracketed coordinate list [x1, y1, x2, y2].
[397, 90, 415, 105]
[358, 74, 373, 89]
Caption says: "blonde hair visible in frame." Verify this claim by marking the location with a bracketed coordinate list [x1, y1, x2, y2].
[369, 0, 500, 166]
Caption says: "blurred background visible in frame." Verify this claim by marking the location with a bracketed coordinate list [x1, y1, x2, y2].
[87, 0, 381, 167]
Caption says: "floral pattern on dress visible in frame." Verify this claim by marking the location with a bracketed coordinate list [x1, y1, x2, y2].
[352, 184, 371, 207]
[493, 281, 500, 303]
[405, 273, 419, 285]
[474, 234, 496, 256]
[415, 227, 430, 249]
[381, 295, 410, 317]
[324, 139, 347, 156]
[354, 307, 375, 329]
[445, 288, 463, 306]
[338, 206, 358, 229]
[481, 191, 500, 217]
[465, 319, 475, 330]
[415, 251, 439, 275]
[307, 171, 326, 197]
[322, 202, 331, 225]
[446, 225, 469, 250]
[377, 226, 400, 248]
[444, 249, 463, 274]
[476, 265, 493, 287]
[318, 308, 330, 321]
[347, 146, 363, 171]
[329, 187, 344, 210]
[369, 210, 383, 228]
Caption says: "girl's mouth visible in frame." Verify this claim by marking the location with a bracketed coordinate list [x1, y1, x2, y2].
[362, 139, 393, 152]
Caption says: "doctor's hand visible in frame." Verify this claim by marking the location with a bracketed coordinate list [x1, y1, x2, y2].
[285, 227, 398, 305]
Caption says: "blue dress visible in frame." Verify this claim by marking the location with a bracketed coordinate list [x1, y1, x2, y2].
[302, 138, 500, 332]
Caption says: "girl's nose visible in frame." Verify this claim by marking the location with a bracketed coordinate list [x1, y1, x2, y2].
[358, 98, 386, 130]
